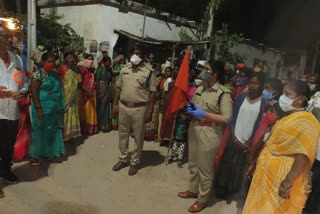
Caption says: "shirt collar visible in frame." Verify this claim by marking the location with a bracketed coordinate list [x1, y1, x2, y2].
[0, 57, 13, 71]
[205, 82, 221, 92]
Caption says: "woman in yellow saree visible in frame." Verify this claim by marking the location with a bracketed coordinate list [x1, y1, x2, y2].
[58, 51, 82, 141]
[243, 80, 320, 214]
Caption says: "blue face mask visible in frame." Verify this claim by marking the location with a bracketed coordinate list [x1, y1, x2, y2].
[262, 90, 274, 100]
[155, 71, 161, 77]
[200, 70, 211, 81]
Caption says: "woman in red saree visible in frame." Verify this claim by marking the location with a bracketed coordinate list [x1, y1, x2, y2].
[13, 69, 32, 161]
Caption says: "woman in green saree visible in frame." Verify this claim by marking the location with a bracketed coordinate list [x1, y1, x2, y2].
[29, 53, 65, 165]
[111, 59, 125, 130]
[96, 56, 113, 132]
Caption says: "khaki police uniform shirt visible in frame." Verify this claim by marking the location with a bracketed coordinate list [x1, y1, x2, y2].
[116, 62, 157, 103]
[192, 82, 233, 124]
[31, 48, 45, 64]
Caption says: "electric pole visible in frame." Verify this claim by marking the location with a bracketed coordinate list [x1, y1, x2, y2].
[141, 0, 148, 41]
[27, 0, 37, 72]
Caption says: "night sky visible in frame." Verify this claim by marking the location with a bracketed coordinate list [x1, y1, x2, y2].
[216, 0, 320, 49]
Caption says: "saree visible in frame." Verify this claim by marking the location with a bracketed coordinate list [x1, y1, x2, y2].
[29, 70, 65, 159]
[159, 81, 175, 140]
[145, 76, 162, 141]
[111, 65, 123, 130]
[79, 67, 98, 135]
[59, 65, 81, 141]
[243, 111, 320, 214]
[96, 67, 113, 132]
[13, 94, 32, 160]
[157, 77, 166, 139]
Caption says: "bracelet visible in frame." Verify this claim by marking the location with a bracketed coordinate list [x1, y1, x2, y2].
[280, 181, 293, 190]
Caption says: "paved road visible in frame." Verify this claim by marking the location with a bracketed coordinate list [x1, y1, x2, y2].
[0, 131, 237, 214]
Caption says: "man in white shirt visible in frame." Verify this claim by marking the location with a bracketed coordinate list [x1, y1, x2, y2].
[0, 25, 28, 188]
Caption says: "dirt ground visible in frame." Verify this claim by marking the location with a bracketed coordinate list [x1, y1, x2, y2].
[0, 131, 237, 214]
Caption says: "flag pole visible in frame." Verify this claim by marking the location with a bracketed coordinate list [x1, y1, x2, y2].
[165, 117, 176, 165]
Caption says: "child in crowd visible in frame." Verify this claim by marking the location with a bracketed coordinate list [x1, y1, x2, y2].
[170, 108, 190, 168]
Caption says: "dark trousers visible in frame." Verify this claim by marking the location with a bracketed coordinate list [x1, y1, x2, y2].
[304, 160, 320, 214]
[0, 119, 19, 174]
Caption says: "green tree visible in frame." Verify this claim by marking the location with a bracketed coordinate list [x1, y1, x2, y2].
[179, 0, 246, 64]
[1, 10, 84, 52]
[37, 14, 84, 51]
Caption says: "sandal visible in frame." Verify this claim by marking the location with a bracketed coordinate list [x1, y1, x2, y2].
[30, 159, 40, 166]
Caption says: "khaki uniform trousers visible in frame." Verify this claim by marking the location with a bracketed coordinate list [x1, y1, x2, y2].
[118, 103, 147, 165]
[188, 120, 222, 203]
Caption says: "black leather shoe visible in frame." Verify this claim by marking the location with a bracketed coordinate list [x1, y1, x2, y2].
[128, 165, 139, 176]
[2, 172, 20, 184]
[112, 161, 129, 171]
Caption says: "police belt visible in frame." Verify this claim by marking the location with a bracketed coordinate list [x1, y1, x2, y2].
[197, 120, 213, 127]
[121, 100, 147, 108]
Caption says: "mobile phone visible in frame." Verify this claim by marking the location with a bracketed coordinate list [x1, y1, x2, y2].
[186, 97, 196, 110]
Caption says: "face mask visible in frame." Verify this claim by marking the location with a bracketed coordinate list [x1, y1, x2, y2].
[130, 54, 142, 65]
[104, 62, 111, 68]
[309, 84, 316, 91]
[238, 77, 248, 87]
[264, 112, 277, 125]
[155, 71, 161, 77]
[43, 62, 55, 72]
[165, 60, 172, 68]
[194, 79, 203, 86]
[279, 95, 296, 112]
[200, 70, 211, 81]
[84, 59, 93, 68]
[262, 90, 275, 101]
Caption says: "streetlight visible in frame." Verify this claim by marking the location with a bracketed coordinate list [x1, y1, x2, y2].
[0, 18, 17, 30]
[27, 0, 37, 73]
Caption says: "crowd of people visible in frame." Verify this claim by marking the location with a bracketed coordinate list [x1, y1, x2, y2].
[0, 24, 320, 214]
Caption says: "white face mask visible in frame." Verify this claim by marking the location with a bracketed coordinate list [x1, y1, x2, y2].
[165, 60, 172, 68]
[130, 54, 142, 65]
[194, 79, 203, 86]
[279, 95, 304, 112]
[309, 84, 316, 91]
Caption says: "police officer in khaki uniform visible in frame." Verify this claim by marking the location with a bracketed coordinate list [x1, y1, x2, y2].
[112, 46, 156, 176]
[178, 61, 233, 213]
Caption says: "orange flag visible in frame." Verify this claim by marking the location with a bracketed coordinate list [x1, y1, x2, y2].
[164, 48, 190, 121]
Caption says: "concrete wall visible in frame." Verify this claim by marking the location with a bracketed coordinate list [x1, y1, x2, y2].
[41, 4, 194, 58]
[229, 43, 307, 78]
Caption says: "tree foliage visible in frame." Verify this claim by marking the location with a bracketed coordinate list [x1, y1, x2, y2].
[178, 0, 246, 64]
[37, 14, 84, 52]
[2, 10, 84, 51]
[211, 24, 245, 64]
